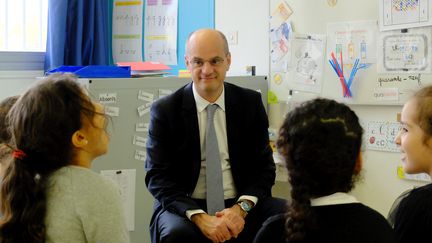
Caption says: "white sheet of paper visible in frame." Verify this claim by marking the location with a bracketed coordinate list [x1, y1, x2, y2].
[105, 106, 120, 117]
[379, 0, 432, 31]
[373, 87, 399, 101]
[100, 169, 136, 231]
[136, 122, 149, 132]
[134, 150, 146, 161]
[289, 33, 326, 94]
[138, 90, 154, 102]
[137, 104, 151, 117]
[378, 27, 432, 73]
[133, 135, 147, 147]
[144, 0, 178, 64]
[366, 121, 401, 152]
[326, 20, 377, 64]
[99, 93, 118, 104]
[112, 0, 144, 62]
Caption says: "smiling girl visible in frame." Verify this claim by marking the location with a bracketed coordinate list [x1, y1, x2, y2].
[393, 86, 432, 242]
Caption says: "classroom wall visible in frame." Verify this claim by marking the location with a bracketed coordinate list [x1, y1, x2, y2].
[215, 0, 427, 216]
[0, 71, 42, 100]
[215, 0, 292, 200]
[215, 0, 270, 76]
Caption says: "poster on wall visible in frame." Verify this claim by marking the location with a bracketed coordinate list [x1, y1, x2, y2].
[366, 121, 401, 152]
[327, 20, 377, 65]
[144, 0, 178, 65]
[270, 0, 293, 28]
[379, 0, 432, 31]
[288, 33, 326, 94]
[112, 0, 144, 62]
[270, 21, 292, 72]
[378, 27, 432, 73]
[100, 169, 136, 231]
[268, 0, 293, 102]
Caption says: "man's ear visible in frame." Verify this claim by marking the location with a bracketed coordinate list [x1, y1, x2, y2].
[71, 131, 88, 148]
[185, 55, 193, 71]
[226, 52, 231, 70]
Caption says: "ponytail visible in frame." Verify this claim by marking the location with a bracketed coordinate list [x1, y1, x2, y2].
[285, 172, 316, 241]
[0, 156, 48, 243]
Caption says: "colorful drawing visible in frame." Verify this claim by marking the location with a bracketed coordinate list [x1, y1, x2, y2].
[380, 0, 432, 31]
[392, 0, 419, 12]
[270, 21, 292, 63]
[378, 27, 432, 73]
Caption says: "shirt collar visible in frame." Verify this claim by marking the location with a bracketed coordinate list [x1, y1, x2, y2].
[192, 82, 225, 112]
[310, 192, 359, 206]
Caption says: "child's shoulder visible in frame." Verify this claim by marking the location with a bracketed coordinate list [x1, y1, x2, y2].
[403, 184, 432, 206]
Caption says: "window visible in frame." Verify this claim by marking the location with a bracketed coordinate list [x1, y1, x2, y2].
[0, 0, 48, 52]
[0, 0, 47, 70]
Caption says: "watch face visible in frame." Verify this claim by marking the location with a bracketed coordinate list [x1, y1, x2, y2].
[240, 201, 252, 212]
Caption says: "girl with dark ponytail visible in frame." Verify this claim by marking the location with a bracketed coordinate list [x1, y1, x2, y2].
[0, 74, 129, 243]
[254, 98, 395, 243]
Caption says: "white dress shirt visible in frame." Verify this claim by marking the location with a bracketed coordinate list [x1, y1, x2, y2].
[186, 83, 257, 219]
[310, 192, 360, 206]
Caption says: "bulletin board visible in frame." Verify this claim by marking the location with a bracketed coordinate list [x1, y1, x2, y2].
[269, 0, 432, 105]
[108, 0, 215, 75]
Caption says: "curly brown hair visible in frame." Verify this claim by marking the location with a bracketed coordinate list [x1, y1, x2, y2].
[276, 98, 363, 242]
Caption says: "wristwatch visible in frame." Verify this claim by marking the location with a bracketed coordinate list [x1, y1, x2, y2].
[237, 200, 253, 213]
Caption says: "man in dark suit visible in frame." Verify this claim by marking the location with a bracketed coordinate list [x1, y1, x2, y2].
[145, 29, 286, 243]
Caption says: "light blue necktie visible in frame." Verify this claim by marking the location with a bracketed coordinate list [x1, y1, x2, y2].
[205, 104, 225, 215]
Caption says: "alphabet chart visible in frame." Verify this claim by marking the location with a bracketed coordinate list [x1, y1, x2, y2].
[112, 0, 144, 62]
[144, 0, 178, 65]
[366, 121, 401, 152]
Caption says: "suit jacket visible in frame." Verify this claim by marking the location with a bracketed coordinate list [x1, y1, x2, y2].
[145, 81, 275, 219]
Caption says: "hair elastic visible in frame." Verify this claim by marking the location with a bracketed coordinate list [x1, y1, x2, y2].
[12, 149, 26, 160]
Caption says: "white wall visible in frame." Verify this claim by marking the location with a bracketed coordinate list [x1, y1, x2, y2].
[215, 0, 292, 200]
[215, 0, 427, 216]
[215, 0, 269, 76]
[0, 71, 42, 100]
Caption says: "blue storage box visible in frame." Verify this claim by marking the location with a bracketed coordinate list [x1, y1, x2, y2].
[46, 65, 131, 78]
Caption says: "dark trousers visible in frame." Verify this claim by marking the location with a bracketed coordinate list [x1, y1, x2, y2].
[152, 197, 287, 243]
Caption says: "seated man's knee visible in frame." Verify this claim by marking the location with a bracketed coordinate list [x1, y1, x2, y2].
[160, 223, 206, 243]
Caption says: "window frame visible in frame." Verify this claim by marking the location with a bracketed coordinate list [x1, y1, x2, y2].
[0, 51, 45, 71]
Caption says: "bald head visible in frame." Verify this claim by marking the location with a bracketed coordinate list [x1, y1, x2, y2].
[183, 29, 231, 102]
[185, 29, 230, 56]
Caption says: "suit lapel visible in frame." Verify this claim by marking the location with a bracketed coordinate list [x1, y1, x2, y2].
[181, 83, 202, 181]
[224, 83, 240, 159]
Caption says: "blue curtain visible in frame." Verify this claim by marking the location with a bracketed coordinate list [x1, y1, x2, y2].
[44, 0, 109, 71]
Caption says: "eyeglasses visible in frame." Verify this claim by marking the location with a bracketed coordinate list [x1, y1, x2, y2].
[188, 57, 225, 68]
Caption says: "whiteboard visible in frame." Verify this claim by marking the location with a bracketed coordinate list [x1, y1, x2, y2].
[269, 0, 432, 105]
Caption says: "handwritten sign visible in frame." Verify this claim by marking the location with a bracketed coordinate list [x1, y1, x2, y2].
[378, 27, 432, 73]
[99, 93, 117, 104]
[377, 74, 422, 87]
